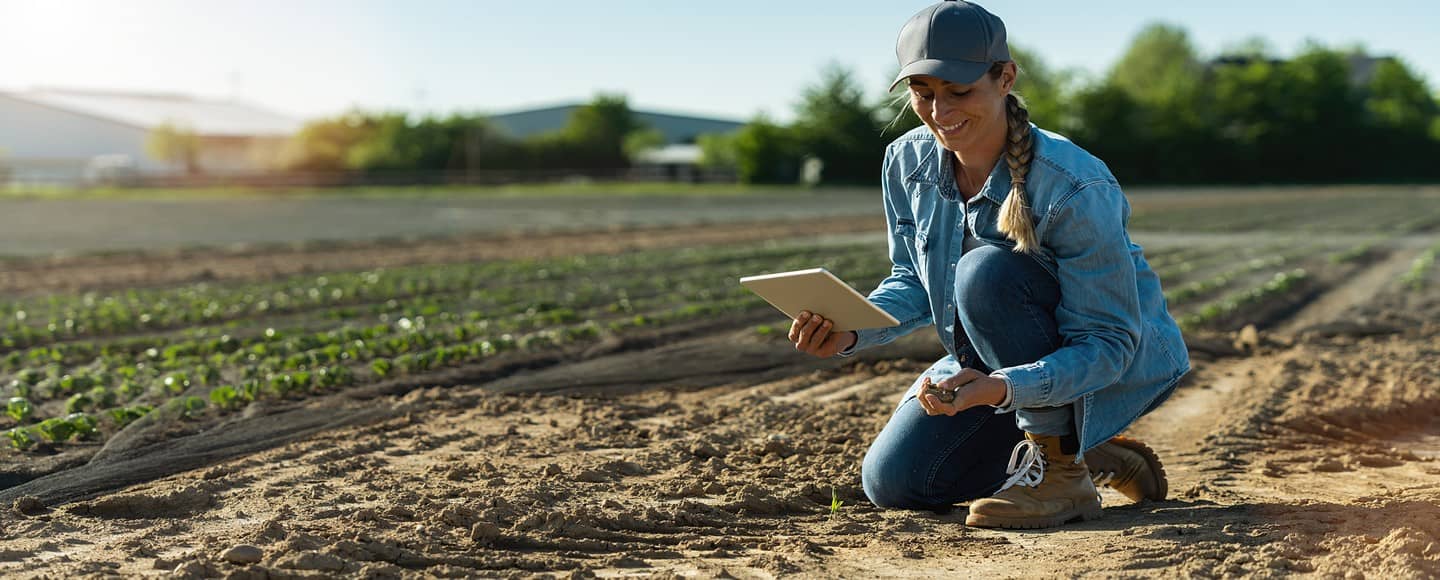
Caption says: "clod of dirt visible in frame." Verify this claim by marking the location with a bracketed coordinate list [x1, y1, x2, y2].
[470, 522, 501, 544]
[171, 560, 220, 579]
[220, 544, 263, 565]
[690, 440, 724, 459]
[1233, 324, 1261, 352]
[275, 551, 348, 572]
[12, 495, 44, 515]
[68, 484, 215, 518]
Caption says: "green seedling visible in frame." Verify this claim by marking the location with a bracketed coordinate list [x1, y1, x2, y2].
[7, 397, 33, 423]
[830, 487, 844, 518]
[36, 417, 76, 442]
[209, 385, 240, 409]
[108, 405, 152, 429]
[66, 413, 98, 438]
[5, 427, 36, 450]
[371, 358, 393, 378]
[65, 393, 92, 414]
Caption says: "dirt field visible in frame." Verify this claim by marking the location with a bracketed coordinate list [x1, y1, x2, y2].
[0, 205, 1438, 578]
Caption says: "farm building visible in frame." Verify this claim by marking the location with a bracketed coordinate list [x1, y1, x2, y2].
[488, 103, 744, 145]
[488, 103, 744, 170]
[0, 89, 301, 185]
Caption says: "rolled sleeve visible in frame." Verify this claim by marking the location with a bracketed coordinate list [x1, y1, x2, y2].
[991, 181, 1142, 408]
[990, 371, 1016, 414]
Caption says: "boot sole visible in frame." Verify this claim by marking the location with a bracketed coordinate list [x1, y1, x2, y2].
[965, 502, 1103, 530]
[1106, 435, 1168, 501]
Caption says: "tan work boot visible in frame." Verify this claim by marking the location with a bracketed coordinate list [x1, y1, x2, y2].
[1085, 435, 1168, 503]
[965, 433, 1102, 529]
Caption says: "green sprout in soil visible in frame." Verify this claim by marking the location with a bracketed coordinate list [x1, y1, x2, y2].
[5, 427, 36, 451]
[830, 487, 844, 518]
[7, 397, 33, 423]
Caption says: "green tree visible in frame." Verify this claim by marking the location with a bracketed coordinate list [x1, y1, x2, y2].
[731, 116, 800, 184]
[283, 110, 382, 171]
[1365, 58, 1439, 135]
[622, 128, 667, 163]
[790, 63, 887, 184]
[146, 122, 201, 175]
[560, 93, 642, 169]
[1108, 23, 1203, 108]
[1010, 45, 1076, 132]
[696, 132, 738, 170]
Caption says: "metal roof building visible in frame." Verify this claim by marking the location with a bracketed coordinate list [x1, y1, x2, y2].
[0, 89, 301, 185]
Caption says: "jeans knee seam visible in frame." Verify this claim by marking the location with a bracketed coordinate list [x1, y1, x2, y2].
[922, 412, 991, 498]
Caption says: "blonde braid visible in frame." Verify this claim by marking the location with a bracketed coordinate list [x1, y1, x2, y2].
[1000, 93, 1037, 253]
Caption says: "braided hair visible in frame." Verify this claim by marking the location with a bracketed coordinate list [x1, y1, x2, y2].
[999, 91, 1037, 253]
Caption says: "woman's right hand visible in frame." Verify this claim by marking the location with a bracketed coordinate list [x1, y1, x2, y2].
[788, 311, 857, 358]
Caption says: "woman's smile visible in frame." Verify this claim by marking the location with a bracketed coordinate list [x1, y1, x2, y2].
[937, 118, 968, 138]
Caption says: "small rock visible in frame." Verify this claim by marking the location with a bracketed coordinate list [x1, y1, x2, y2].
[572, 469, 613, 483]
[221, 544, 263, 565]
[469, 522, 501, 544]
[1234, 324, 1260, 352]
[12, 496, 44, 515]
[690, 440, 723, 459]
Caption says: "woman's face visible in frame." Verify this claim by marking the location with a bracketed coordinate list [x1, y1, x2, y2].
[906, 64, 1014, 154]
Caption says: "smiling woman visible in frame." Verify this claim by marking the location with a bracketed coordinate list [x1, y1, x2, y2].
[785, 0, 1190, 531]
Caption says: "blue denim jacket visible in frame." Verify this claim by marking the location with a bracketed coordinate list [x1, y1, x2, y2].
[840, 124, 1190, 453]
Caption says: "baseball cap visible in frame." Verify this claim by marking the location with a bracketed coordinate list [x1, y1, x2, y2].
[889, 0, 1011, 92]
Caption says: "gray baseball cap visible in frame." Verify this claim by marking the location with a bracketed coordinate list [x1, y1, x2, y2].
[889, 0, 1011, 92]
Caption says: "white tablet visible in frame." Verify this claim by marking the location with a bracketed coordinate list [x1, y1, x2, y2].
[739, 268, 900, 332]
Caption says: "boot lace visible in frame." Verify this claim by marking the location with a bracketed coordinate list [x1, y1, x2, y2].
[997, 439, 1046, 492]
[1091, 471, 1117, 487]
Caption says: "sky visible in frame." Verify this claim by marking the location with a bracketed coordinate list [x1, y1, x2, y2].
[2, 0, 1437, 124]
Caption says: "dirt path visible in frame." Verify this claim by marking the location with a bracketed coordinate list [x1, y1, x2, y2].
[1278, 247, 1421, 334]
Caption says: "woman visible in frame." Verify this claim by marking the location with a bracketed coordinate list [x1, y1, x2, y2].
[788, 0, 1190, 529]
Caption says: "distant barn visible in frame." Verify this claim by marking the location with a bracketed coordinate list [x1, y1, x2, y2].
[0, 89, 301, 185]
[488, 103, 743, 176]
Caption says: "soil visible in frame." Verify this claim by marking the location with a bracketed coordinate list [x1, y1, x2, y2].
[1, 226, 1438, 578]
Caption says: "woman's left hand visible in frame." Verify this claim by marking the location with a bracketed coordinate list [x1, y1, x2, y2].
[918, 368, 1008, 416]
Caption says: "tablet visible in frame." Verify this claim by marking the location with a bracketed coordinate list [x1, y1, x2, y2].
[739, 268, 900, 332]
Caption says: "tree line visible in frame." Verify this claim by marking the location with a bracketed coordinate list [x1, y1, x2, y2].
[257, 24, 1440, 186]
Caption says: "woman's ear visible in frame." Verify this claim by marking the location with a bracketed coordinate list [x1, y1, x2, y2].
[1000, 62, 1017, 93]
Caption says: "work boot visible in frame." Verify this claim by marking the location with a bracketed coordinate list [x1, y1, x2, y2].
[965, 432, 1102, 529]
[1085, 435, 1168, 503]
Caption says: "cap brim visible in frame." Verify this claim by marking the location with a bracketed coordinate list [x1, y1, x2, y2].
[888, 59, 992, 92]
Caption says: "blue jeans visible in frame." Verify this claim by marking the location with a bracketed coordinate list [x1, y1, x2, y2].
[862, 245, 1074, 509]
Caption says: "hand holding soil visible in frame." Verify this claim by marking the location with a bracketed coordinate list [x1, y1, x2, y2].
[788, 311, 857, 358]
[918, 369, 1007, 416]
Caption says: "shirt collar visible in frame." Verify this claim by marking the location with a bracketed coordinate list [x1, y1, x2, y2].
[904, 136, 1012, 206]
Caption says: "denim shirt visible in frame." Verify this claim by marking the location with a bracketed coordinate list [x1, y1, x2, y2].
[839, 124, 1190, 453]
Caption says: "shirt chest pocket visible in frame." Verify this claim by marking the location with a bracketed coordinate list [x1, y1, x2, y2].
[894, 219, 928, 256]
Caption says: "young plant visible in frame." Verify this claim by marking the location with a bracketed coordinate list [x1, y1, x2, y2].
[830, 487, 844, 518]
[107, 405, 152, 429]
[5, 427, 36, 451]
[6, 397, 33, 423]
[66, 413, 98, 438]
[65, 393, 93, 414]
[36, 417, 76, 442]
[209, 385, 240, 410]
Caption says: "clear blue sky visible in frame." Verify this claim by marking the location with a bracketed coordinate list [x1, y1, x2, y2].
[2, 0, 1436, 123]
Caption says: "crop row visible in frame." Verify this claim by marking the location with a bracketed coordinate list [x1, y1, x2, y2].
[1177, 269, 1310, 331]
[2, 242, 894, 452]
[1399, 243, 1439, 291]
[0, 240, 861, 349]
